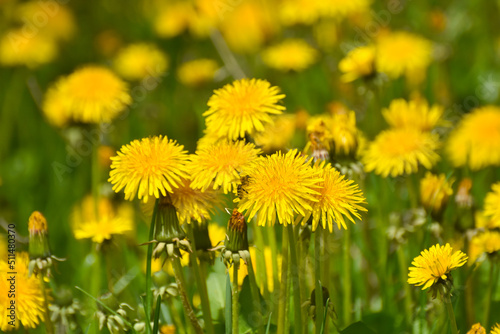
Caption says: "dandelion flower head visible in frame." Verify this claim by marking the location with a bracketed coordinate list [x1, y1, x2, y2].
[466, 323, 486, 334]
[254, 114, 296, 153]
[262, 39, 319, 72]
[484, 182, 500, 225]
[113, 43, 169, 81]
[468, 230, 500, 264]
[383, 98, 444, 132]
[0, 29, 57, 68]
[419, 172, 454, 213]
[338, 45, 375, 83]
[177, 59, 218, 87]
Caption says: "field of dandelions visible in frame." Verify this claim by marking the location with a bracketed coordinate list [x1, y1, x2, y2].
[1, 0, 500, 333]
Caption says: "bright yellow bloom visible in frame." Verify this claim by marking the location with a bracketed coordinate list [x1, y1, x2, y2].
[491, 324, 500, 334]
[363, 128, 440, 177]
[0, 29, 57, 68]
[467, 323, 486, 334]
[448, 106, 500, 170]
[408, 243, 467, 290]
[109, 136, 189, 202]
[154, 2, 194, 38]
[484, 182, 500, 225]
[72, 196, 134, 243]
[113, 43, 168, 81]
[375, 31, 433, 84]
[420, 172, 454, 213]
[383, 98, 444, 131]
[468, 230, 500, 264]
[262, 39, 318, 72]
[0, 253, 45, 330]
[177, 59, 218, 87]
[42, 79, 71, 127]
[254, 115, 296, 153]
[302, 162, 367, 232]
[237, 149, 322, 227]
[204, 79, 285, 140]
[279, 0, 321, 26]
[189, 140, 261, 194]
[339, 45, 375, 82]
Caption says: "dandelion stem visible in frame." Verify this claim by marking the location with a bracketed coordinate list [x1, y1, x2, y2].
[172, 256, 203, 334]
[186, 226, 215, 334]
[144, 199, 158, 334]
[287, 224, 303, 333]
[343, 227, 352, 326]
[232, 265, 239, 334]
[442, 291, 458, 334]
[483, 260, 495, 328]
[315, 229, 324, 334]
[40, 275, 54, 334]
[396, 244, 412, 325]
[268, 225, 280, 303]
[277, 225, 289, 334]
[210, 29, 246, 79]
[253, 221, 269, 299]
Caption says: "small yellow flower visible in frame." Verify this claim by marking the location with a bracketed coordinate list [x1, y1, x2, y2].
[468, 230, 500, 264]
[0, 29, 57, 68]
[177, 59, 218, 87]
[419, 172, 454, 213]
[339, 45, 375, 82]
[204, 78, 285, 140]
[491, 324, 500, 334]
[237, 149, 323, 227]
[254, 115, 296, 153]
[375, 31, 433, 84]
[408, 243, 467, 290]
[113, 43, 168, 81]
[467, 323, 486, 334]
[279, 0, 321, 26]
[484, 182, 500, 225]
[0, 252, 45, 330]
[159, 324, 176, 334]
[109, 136, 189, 202]
[262, 39, 318, 72]
[382, 98, 444, 132]
[154, 2, 194, 38]
[475, 211, 500, 230]
[447, 106, 500, 170]
[189, 140, 261, 194]
[317, 0, 371, 18]
[363, 128, 440, 177]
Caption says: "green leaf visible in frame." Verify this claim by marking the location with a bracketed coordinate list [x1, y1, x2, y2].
[340, 321, 377, 334]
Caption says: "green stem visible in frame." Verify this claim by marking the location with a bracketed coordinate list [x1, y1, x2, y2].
[442, 292, 458, 334]
[287, 224, 303, 333]
[40, 275, 54, 334]
[277, 226, 289, 334]
[254, 222, 269, 299]
[483, 260, 494, 328]
[172, 257, 203, 334]
[268, 225, 279, 302]
[396, 245, 412, 325]
[186, 226, 215, 334]
[406, 174, 418, 209]
[343, 228, 352, 326]
[232, 265, 239, 334]
[144, 200, 158, 334]
[315, 229, 324, 334]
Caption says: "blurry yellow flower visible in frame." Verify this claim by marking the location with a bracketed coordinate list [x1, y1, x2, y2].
[455, 178, 473, 209]
[305, 115, 333, 161]
[98, 145, 115, 168]
[467, 323, 486, 334]
[254, 115, 296, 153]
[375, 31, 433, 84]
[330, 109, 359, 156]
[491, 324, 500, 334]
[204, 78, 285, 140]
[154, 2, 194, 38]
[408, 243, 467, 290]
[419, 172, 453, 213]
[0, 252, 45, 330]
[279, 0, 321, 26]
[383, 98, 444, 131]
[237, 149, 322, 227]
[0, 29, 57, 68]
[177, 59, 218, 87]
[302, 162, 367, 231]
[262, 39, 318, 72]
[468, 230, 500, 264]
[447, 106, 500, 170]
[15, 1, 76, 41]
[109, 136, 189, 202]
[339, 45, 375, 82]
[159, 324, 176, 334]
[72, 196, 134, 243]
[475, 211, 500, 230]
[363, 128, 440, 177]
[317, 0, 371, 19]
[484, 182, 500, 225]
[113, 43, 168, 81]
[42, 79, 70, 127]
[189, 140, 261, 194]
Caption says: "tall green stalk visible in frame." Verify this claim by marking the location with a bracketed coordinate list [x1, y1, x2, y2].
[40, 275, 54, 334]
[315, 229, 324, 334]
[232, 266, 239, 334]
[396, 245, 412, 325]
[442, 291, 458, 334]
[144, 199, 158, 334]
[483, 260, 495, 328]
[287, 224, 303, 333]
[277, 226, 289, 334]
[342, 228, 352, 326]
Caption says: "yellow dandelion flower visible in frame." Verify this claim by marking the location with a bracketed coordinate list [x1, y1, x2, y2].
[383, 98, 444, 131]
[363, 128, 440, 177]
[475, 211, 500, 230]
[113, 43, 169, 81]
[177, 59, 218, 87]
[375, 31, 433, 84]
[408, 243, 467, 290]
[189, 140, 261, 194]
[204, 78, 285, 140]
[0, 252, 45, 330]
[254, 114, 296, 153]
[491, 324, 500, 334]
[338, 45, 375, 82]
[467, 323, 486, 334]
[468, 230, 500, 264]
[109, 135, 189, 202]
[330, 109, 359, 156]
[302, 162, 367, 232]
[0, 29, 57, 68]
[447, 106, 500, 170]
[279, 0, 321, 26]
[41, 78, 71, 127]
[262, 39, 318, 72]
[154, 2, 193, 38]
[160, 324, 176, 334]
[237, 149, 322, 227]
[484, 182, 500, 225]
[72, 196, 134, 243]
[420, 172, 454, 213]
[317, 0, 371, 19]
